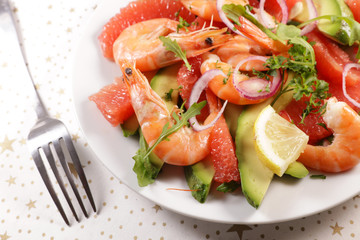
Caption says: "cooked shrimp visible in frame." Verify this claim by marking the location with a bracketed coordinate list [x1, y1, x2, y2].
[237, 16, 289, 53]
[200, 53, 264, 105]
[113, 18, 231, 72]
[215, 35, 271, 71]
[298, 97, 360, 172]
[119, 59, 218, 166]
[180, 0, 249, 22]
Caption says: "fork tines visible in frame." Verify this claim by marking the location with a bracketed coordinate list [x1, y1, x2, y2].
[31, 135, 96, 226]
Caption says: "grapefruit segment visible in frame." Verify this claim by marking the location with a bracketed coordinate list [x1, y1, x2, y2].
[177, 56, 210, 122]
[210, 115, 240, 183]
[279, 98, 332, 145]
[89, 78, 134, 126]
[207, 90, 240, 183]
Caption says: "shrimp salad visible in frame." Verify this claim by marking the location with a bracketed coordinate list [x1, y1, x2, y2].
[89, 0, 360, 207]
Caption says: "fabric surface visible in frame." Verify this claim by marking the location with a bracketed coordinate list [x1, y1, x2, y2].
[0, 0, 359, 239]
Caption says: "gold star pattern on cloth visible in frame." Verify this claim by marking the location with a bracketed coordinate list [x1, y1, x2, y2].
[330, 222, 344, 236]
[227, 224, 252, 240]
[0, 135, 16, 153]
[26, 200, 36, 210]
[0, 232, 11, 240]
[19, 138, 26, 145]
[152, 204, 162, 213]
[1, 1, 360, 240]
[5, 176, 16, 186]
[72, 134, 80, 142]
[67, 162, 85, 179]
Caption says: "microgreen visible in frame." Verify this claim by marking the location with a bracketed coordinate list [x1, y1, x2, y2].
[317, 122, 328, 130]
[164, 86, 182, 102]
[177, 16, 191, 32]
[310, 174, 327, 179]
[223, 69, 232, 84]
[159, 36, 192, 71]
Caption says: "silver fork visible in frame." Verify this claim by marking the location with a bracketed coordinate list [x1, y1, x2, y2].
[0, 0, 96, 225]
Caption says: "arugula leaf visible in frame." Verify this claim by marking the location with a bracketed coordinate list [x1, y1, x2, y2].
[275, 23, 316, 67]
[133, 130, 163, 187]
[159, 36, 192, 71]
[216, 181, 241, 193]
[276, 23, 301, 39]
[143, 101, 206, 159]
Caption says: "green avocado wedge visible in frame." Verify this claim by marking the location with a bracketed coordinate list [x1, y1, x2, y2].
[313, 0, 354, 45]
[150, 63, 182, 112]
[121, 113, 139, 137]
[236, 99, 274, 208]
[184, 157, 215, 203]
[285, 161, 309, 178]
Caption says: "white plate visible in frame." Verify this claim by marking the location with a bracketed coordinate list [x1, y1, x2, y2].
[72, 0, 360, 224]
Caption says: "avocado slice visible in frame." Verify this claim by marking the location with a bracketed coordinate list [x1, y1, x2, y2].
[236, 100, 274, 208]
[121, 113, 139, 137]
[285, 161, 309, 178]
[224, 102, 244, 139]
[184, 156, 215, 203]
[150, 63, 182, 112]
[313, 0, 354, 45]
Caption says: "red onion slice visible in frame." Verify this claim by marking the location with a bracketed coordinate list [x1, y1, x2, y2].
[233, 56, 281, 100]
[342, 63, 360, 108]
[259, 0, 288, 28]
[189, 69, 228, 131]
[216, 0, 247, 37]
[300, 0, 317, 35]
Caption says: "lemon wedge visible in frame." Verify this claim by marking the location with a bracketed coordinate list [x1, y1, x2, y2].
[254, 105, 309, 176]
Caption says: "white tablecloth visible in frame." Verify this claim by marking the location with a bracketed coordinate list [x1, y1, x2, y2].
[1, 0, 360, 239]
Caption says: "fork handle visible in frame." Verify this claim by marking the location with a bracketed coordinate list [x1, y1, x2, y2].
[1, 0, 48, 119]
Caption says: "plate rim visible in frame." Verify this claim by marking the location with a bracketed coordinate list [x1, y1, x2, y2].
[70, 0, 360, 224]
